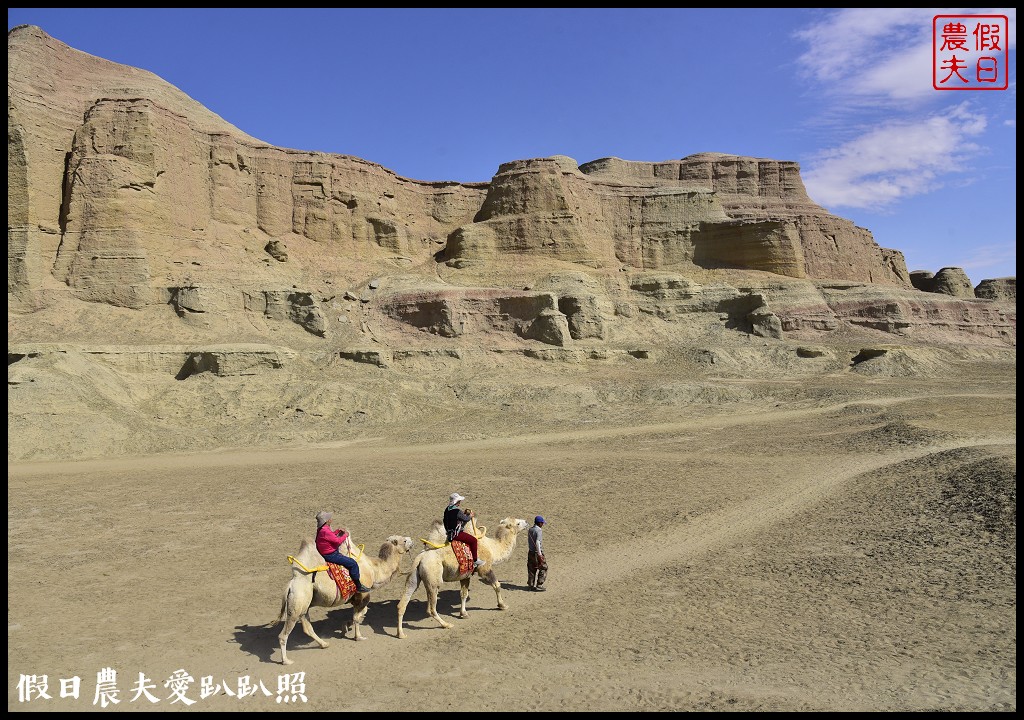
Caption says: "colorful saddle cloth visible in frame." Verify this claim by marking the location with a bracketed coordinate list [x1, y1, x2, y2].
[452, 540, 474, 576]
[326, 562, 357, 601]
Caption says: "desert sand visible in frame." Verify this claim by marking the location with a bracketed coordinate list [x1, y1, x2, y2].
[7, 358, 1015, 712]
[6, 23, 1016, 713]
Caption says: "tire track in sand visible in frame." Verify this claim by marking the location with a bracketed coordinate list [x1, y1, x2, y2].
[508, 437, 1014, 598]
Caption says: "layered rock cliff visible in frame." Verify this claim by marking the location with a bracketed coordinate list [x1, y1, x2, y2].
[8, 25, 1015, 356]
[7, 25, 1016, 463]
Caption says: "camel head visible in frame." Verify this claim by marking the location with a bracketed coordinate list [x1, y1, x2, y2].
[378, 535, 415, 559]
[497, 517, 529, 537]
[388, 535, 415, 554]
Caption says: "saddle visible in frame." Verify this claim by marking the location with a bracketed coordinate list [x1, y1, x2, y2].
[451, 540, 474, 576]
[325, 562, 358, 601]
[418, 522, 485, 576]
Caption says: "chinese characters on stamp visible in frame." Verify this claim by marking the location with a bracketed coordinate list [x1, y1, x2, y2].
[933, 14, 1009, 90]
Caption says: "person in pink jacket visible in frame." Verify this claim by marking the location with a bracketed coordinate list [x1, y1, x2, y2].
[315, 510, 371, 593]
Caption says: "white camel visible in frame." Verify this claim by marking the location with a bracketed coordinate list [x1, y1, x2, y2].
[396, 517, 528, 639]
[276, 534, 414, 664]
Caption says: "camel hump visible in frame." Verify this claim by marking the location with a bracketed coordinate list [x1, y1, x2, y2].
[425, 519, 447, 544]
[290, 538, 323, 569]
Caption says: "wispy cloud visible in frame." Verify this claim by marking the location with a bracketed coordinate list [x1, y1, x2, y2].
[795, 8, 938, 102]
[955, 243, 1017, 274]
[796, 9, 1014, 210]
[795, 8, 1017, 103]
[803, 104, 987, 209]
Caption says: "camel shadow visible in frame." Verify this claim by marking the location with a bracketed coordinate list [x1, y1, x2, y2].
[231, 608, 388, 664]
[231, 621, 286, 664]
[233, 585, 522, 661]
[230, 596, 434, 662]
[320, 588, 503, 638]
[324, 599, 403, 639]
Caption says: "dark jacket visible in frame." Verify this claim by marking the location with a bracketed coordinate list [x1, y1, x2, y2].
[443, 504, 472, 542]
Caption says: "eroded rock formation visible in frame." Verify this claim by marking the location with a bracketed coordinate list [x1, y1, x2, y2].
[974, 277, 1015, 303]
[7, 25, 1015, 357]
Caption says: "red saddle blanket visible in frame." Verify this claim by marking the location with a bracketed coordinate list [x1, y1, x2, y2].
[452, 540, 474, 575]
[326, 562, 357, 601]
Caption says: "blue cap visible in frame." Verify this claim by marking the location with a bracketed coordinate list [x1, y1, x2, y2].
[535, 516, 545, 524]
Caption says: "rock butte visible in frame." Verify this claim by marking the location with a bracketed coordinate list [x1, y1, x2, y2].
[6, 25, 1016, 461]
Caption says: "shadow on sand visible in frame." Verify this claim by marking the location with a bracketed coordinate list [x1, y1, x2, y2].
[231, 585, 534, 663]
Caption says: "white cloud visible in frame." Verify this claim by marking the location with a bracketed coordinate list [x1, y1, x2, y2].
[803, 104, 988, 209]
[796, 8, 1017, 103]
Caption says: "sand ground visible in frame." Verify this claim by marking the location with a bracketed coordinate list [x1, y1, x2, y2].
[7, 367, 1016, 712]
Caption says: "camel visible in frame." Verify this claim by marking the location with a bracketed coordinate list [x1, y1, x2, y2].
[396, 516, 528, 638]
[275, 533, 414, 664]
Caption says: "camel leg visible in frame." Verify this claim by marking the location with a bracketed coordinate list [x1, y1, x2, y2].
[425, 581, 452, 630]
[396, 572, 420, 639]
[279, 580, 320, 665]
[480, 568, 508, 610]
[279, 615, 299, 666]
[458, 577, 471, 618]
[299, 612, 330, 649]
[350, 595, 370, 641]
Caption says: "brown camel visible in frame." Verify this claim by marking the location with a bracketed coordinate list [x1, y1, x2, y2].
[276, 534, 413, 664]
[396, 517, 528, 638]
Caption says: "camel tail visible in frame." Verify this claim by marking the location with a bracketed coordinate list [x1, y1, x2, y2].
[401, 554, 425, 598]
[267, 583, 292, 627]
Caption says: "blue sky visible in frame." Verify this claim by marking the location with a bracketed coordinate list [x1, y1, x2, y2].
[8, 8, 1017, 283]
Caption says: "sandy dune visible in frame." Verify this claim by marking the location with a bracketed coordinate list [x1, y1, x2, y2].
[7, 368, 1015, 712]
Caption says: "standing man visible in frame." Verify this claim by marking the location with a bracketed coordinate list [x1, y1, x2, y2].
[527, 515, 547, 591]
